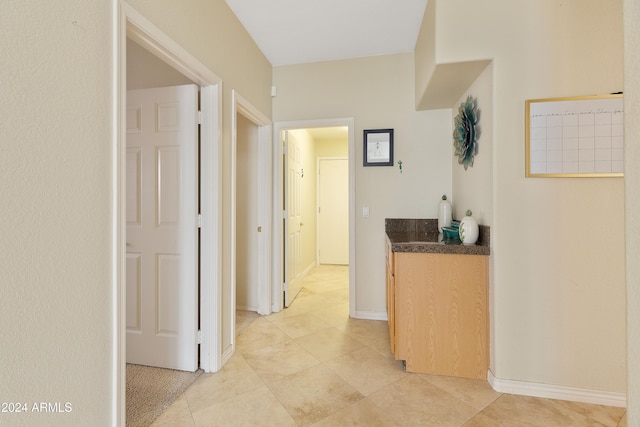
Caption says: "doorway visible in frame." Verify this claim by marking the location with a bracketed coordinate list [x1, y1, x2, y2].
[230, 91, 272, 357]
[272, 119, 355, 316]
[117, 7, 224, 423]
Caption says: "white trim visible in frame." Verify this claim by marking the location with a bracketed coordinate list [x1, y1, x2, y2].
[116, 2, 223, 422]
[199, 84, 223, 373]
[113, 2, 125, 425]
[272, 118, 356, 315]
[236, 305, 260, 312]
[123, 3, 219, 86]
[221, 345, 235, 366]
[487, 370, 627, 408]
[353, 310, 388, 321]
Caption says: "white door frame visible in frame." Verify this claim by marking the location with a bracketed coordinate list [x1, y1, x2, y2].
[229, 91, 272, 359]
[272, 118, 356, 316]
[116, 2, 223, 423]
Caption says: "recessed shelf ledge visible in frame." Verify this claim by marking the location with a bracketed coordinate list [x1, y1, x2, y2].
[416, 59, 492, 110]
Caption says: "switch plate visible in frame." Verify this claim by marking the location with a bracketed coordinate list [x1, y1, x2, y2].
[362, 206, 370, 218]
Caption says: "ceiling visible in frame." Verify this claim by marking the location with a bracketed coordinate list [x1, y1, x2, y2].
[225, 0, 429, 67]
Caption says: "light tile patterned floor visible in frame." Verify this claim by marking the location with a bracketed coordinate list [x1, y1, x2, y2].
[152, 265, 627, 426]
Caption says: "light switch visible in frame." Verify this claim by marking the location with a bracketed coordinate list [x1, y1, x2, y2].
[362, 206, 370, 218]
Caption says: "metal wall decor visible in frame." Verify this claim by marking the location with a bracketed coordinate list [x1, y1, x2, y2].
[453, 95, 480, 170]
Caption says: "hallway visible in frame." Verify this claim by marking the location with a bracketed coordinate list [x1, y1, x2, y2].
[151, 265, 626, 426]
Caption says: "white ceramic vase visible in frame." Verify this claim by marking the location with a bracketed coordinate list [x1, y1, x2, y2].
[459, 209, 479, 245]
[438, 195, 452, 231]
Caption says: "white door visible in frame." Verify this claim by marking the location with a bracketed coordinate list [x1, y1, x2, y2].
[318, 158, 349, 265]
[126, 84, 199, 372]
[284, 131, 303, 306]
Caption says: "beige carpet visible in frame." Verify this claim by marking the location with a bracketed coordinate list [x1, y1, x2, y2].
[126, 364, 202, 427]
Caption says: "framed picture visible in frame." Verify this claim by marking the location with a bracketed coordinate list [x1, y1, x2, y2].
[363, 129, 394, 166]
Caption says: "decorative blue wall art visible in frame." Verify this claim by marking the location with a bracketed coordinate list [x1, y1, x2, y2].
[453, 96, 480, 170]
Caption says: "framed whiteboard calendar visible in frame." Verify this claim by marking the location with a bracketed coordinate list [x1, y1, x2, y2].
[525, 94, 624, 177]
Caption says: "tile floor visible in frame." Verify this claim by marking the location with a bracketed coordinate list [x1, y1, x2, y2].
[151, 265, 627, 426]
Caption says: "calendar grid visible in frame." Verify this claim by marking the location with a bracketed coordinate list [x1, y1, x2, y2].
[525, 95, 624, 177]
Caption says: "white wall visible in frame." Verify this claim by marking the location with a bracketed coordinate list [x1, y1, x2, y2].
[624, 0, 640, 422]
[0, 2, 114, 425]
[426, 0, 626, 396]
[273, 54, 453, 315]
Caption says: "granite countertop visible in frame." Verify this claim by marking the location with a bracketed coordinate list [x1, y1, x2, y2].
[386, 218, 490, 256]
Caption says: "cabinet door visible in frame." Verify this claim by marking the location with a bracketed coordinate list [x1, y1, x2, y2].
[386, 260, 395, 354]
[385, 241, 396, 354]
[395, 252, 488, 379]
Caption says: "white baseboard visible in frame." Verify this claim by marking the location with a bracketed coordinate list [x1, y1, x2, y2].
[303, 261, 317, 278]
[487, 370, 626, 408]
[221, 345, 234, 366]
[352, 310, 388, 321]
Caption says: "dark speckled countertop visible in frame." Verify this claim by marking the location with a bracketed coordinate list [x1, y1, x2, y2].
[386, 218, 490, 256]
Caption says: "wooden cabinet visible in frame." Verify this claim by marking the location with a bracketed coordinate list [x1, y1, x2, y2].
[385, 240, 395, 354]
[386, 243, 489, 379]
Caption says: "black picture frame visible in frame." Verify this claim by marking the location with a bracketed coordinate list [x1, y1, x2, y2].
[363, 129, 394, 166]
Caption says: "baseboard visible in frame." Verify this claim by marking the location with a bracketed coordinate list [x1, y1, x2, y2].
[303, 261, 317, 278]
[352, 310, 388, 321]
[487, 369, 626, 408]
[221, 345, 234, 366]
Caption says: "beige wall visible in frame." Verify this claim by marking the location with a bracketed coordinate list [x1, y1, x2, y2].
[451, 62, 493, 226]
[127, 0, 273, 354]
[3, 1, 635, 424]
[288, 129, 318, 274]
[316, 137, 349, 158]
[624, 0, 640, 422]
[0, 1, 114, 425]
[273, 54, 453, 314]
[450, 62, 496, 372]
[1, 1, 272, 424]
[425, 0, 626, 394]
[286, 129, 350, 276]
[127, 38, 195, 89]
[236, 114, 260, 310]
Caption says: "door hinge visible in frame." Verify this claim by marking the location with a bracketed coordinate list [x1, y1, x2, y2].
[198, 110, 202, 125]
[283, 282, 288, 292]
[197, 214, 202, 228]
[197, 330, 202, 344]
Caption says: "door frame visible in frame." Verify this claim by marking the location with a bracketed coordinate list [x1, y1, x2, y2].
[116, 2, 223, 423]
[230, 91, 272, 359]
[272, 118, 356, 316]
